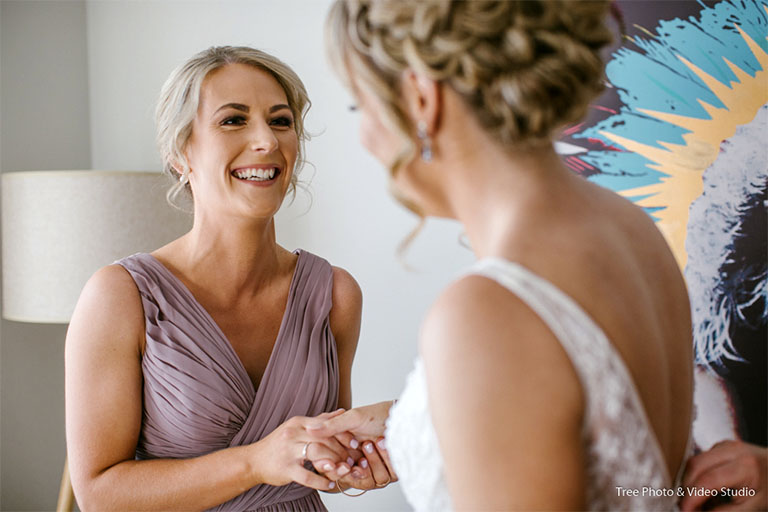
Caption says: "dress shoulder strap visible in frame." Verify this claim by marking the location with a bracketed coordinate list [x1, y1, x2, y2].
[465, 258, 677, 505]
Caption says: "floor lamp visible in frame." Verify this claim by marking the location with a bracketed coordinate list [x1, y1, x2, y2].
[1, 170, 191, 511]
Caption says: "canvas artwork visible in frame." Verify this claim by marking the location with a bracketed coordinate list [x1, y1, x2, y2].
[558, 0, 767, 449]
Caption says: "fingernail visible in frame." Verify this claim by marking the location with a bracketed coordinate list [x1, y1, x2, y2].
[361, 459, 369, 469]
[377, 439, 386, 450]
[352, 470, 363, 479]
[346, 457, 354, 466]
[337, 465, 350, 476]
[328, 481, 336, 489]
[350, 439, 359, 449]
[323, 463, 333, 472]
[365, 443, 374, 454]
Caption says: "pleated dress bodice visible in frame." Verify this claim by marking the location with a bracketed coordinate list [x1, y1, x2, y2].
[117, 250, 338, 511]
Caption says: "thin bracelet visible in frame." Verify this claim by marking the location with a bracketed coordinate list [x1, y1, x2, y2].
[336, 479, 367, 497]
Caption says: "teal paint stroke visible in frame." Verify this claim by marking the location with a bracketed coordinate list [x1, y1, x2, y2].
[575, 0, 767, 212]
[589, 107, 694, 147]
[582, 150, 668, 191]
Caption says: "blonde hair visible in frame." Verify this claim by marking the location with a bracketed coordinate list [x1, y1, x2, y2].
[155, 46, 311, 209]
[326, 0, 613, 198]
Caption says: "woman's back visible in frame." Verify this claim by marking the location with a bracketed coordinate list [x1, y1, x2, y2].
[387, 172, 694, 510]
[508, 171, 694, 480]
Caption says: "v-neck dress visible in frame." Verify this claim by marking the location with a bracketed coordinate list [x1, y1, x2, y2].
[117, 250, 339, 511]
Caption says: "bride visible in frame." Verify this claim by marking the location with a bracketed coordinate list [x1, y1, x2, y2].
[309, 0, 694, 509]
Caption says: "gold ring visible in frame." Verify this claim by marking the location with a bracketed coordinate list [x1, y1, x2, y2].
[301, 441, 311, 461]
[375, 474, 391, 488]
[336, 479, 367, 497]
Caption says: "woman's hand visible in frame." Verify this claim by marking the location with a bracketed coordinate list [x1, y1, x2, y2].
[680, 440, 768, 511]
[252, 410, 351, 491]
[313, 436, 398, 492]
[307, 401, 393, 444]
[305, 402, 399, 491]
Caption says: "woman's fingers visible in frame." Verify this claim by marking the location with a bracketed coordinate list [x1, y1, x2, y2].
[333, 431, 360, 451]
[683, 440, 742, 487]
[315, 435, 354, 465]
[680, 460, 743, 511]
[307, 408, 364, 438]
[680, 440, 767, 511]
[304, 440, 348, 467]
[361, 440, 392, 487]
[311, 458, 354, 481]
[292, 466, 337, 492]
[328, 438, 398, 492]
[317, 408, 346, 420]
[373, 437, 398, 482]
[335, 458, 374, 491]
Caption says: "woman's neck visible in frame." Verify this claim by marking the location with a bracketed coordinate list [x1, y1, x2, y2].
[171, 213, 284, 300]
[438, 137, 573, 260]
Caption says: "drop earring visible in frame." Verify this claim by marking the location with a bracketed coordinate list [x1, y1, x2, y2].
[417, 120, 433, 162]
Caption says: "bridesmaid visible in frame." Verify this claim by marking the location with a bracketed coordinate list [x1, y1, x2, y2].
[65, 46, 394, 511]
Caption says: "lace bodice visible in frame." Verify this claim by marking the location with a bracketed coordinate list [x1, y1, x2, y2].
[386, 258, 690, 511]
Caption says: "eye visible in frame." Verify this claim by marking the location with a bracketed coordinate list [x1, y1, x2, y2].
[270, 116, 294, 128]
[220, 115, 247, 126]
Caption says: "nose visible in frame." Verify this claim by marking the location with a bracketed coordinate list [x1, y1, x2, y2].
[249, 121, 278, 153]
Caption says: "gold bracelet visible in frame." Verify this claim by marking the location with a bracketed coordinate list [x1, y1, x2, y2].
[336, 479, 367, 497]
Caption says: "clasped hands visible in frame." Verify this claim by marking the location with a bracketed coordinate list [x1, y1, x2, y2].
[305, 401, 397, 493]
[257, 401, 397, 493]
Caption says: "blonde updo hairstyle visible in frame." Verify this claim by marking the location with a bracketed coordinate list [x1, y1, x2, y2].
[326, 0, 613, 177]
[156, 46, 311, 209]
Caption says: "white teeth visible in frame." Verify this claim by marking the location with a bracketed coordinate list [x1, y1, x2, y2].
[232, 167, 278, 181]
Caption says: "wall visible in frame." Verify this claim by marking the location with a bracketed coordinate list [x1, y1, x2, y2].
[0, 1, 91, 510]
[2, 1, 475, 510]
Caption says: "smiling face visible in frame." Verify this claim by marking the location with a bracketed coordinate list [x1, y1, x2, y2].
[184, 63, 298, 222]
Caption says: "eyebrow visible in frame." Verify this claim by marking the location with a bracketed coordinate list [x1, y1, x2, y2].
[215, 103, 249, 114]
[213, 103, 292, 115]
[269, 104, 291, 114]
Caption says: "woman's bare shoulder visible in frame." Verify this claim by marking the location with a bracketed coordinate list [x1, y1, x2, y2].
[329, 265, 363, 340]
[67, 264, 145, 354]
[420, 273, 583, 407]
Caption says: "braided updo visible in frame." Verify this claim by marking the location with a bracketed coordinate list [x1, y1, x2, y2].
[327, 0, 613, 157]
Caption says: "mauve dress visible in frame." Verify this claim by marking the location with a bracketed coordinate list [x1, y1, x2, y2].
[116, 250, 339, 511]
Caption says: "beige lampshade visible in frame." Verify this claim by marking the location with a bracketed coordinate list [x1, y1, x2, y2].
[1, 170, 192, 323]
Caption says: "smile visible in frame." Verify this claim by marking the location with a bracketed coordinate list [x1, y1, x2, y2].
[231, 167, 280, 182]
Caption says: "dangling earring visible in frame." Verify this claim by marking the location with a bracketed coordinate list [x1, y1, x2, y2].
[417, 120, 433, 162]
[178, 171, 188, 185]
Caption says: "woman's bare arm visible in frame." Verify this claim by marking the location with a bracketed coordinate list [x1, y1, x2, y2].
[65, 265, 335, 511]
[329, 266, 363, 411]
[422, 275, 586, 510]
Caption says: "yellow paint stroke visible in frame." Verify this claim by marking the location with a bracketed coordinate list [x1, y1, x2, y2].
[599, 24, 768, 269]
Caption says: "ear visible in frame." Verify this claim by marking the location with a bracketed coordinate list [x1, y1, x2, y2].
[400, 70, 441, 135]
[172, 148, 192, 177]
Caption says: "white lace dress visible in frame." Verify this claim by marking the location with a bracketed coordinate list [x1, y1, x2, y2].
[386, 258, 690, 511]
